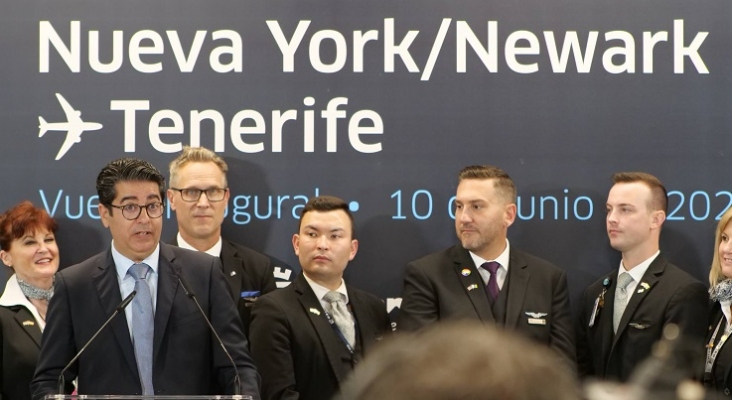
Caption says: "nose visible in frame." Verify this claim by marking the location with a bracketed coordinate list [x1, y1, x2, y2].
[606, 209, 617, 224]
[458, 208, 471, 223]
[316, 235, 329, 250]
[196, 192, 212, 207]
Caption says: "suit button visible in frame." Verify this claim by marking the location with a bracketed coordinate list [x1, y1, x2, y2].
[724, 388, 730, 396]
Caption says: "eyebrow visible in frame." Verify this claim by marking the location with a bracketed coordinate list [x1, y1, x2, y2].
[118, 194, 161, 203]
[303, 225, 345, 233]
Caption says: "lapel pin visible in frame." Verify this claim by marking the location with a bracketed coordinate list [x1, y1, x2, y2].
[467, 284, 478, 291]
[603, 278, 610, 286]
[309, 308, 321, 316]
[230, 271, 236, 277]
[22, 320, 35, 326]
[461, 269, 471, 276]
[637, 282, 650, 294]
[525, 312, 547, 318]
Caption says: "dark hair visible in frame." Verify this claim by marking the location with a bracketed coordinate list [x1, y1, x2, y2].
[458, 165, 517, 203]
[97, 158, 166, 212]
[298, 195, 355, 237]
[0, 201, 58, 251]
[612, 172, 668, 213]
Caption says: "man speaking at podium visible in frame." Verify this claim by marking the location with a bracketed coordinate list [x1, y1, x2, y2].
[31, 158, 260, 399]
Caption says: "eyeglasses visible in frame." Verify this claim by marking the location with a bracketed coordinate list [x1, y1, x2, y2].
[107, 202, 165, 220]
[170, 188, 228, 202]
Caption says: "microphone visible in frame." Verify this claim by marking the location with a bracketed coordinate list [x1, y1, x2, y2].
[57, 291, 136, 394]
[178, 276, 242, 396]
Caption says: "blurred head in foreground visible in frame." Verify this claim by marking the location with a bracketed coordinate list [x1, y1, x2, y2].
[336, 320, 580, 400]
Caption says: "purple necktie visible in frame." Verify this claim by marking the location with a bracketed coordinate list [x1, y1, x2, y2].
[481, 261, 501, 304]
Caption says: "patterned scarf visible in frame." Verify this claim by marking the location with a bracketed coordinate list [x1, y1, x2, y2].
[709, 278, 732, 303]
[17, 277, 54, 301]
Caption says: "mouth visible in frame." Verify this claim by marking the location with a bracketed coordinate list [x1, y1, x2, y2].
[35, 257, 54, 265]
[134, 231, 152, 237]
[313, 255, 331, 262]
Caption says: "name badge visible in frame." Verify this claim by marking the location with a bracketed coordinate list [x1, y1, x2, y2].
[528, 318, 547, 325]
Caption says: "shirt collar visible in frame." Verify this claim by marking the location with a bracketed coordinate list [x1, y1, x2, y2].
[618, 250, 659, 283]
[303, 273, 349, 304]
[177, 232, 222, 257]
[721, 300, 732, 328]
[0, 274, 47, 330]
[112, 240, 161, 280]
[469, 239, 511, 271]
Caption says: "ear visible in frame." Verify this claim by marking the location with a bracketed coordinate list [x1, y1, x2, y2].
[98, 203, 111, 228]
[0, 250, 12, 267]
[166, 189, 177, 211]
[650, 210, 666, 229]
[292, 234, 300, 256]
[348, 239, 359, 261]
[504, 203, 517, 228]
[223, 188, 231, 203]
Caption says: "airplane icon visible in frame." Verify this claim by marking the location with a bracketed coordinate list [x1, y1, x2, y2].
[38, 93, 103, 160]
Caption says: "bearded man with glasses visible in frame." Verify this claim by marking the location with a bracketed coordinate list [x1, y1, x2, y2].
[31, 157, 261, 399]
[167, 146, 288, 335]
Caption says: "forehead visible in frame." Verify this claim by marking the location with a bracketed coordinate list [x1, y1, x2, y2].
[114, 180, 161, 202]
[176, 162, 225, 183]
[456, 179, 498, 201]
[607, 182, 652, 206]
[301, 210, 352, 231]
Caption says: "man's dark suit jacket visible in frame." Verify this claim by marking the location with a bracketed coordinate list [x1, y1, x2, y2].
[576, 254, 708, 382]
[397, 244, 576, 365]
[249, 273, 391, 400]
[171, 237, 276, 334]
[31, 242, 260, 400]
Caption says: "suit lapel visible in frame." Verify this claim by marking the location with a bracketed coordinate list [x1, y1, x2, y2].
[295, 275, 349, 383]
[612, 257, 664, 346]
[93, 250, 138, 377]
[220, 240, 243, 299]
[596, 271, 617, 370]
[13, 306, 42, 347]
[451, 246, 495, 323]
[153, 243, 181, 362]
[504, 249, 529, 329]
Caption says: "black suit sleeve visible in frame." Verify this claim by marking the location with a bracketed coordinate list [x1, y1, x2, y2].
[397, 261, 439, 331]
[664, 281, 709, 354]
[31, 274, 77, 400]
[207, 258, 261, 399]
[249, 295, 298, 400]
[575, 288, 594, 379]
[549, 270, 577, 368]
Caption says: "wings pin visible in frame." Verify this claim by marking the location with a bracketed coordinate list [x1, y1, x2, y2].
[525, 312, 548, 318]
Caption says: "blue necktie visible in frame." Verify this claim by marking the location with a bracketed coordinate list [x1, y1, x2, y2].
[128, 263, 154, 395]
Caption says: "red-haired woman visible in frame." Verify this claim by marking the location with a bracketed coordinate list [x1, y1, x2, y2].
[0, 201, 64, 400]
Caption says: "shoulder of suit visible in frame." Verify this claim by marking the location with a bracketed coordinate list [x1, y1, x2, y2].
[59, 250, 109, 278]
[510, 247, 564, 274]
[223, 240, 271, 264]
[408, 245, 460, 269]
[654, 261, 704, 287]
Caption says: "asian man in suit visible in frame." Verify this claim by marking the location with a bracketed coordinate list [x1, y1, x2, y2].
[249, 196, 392, 400]
[575, 172, 708, 382]
[397, 165, 576, 367]
[31, 157, 260, 399]
[167, 146, 288, 334]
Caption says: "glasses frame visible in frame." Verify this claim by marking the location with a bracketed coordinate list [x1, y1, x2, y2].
[170, 187, 228, 202]
[107, 202, 165, 220]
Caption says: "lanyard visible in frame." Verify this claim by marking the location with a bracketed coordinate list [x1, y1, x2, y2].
[323, 309, 355, 355]
[705, 317, 732, 374]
